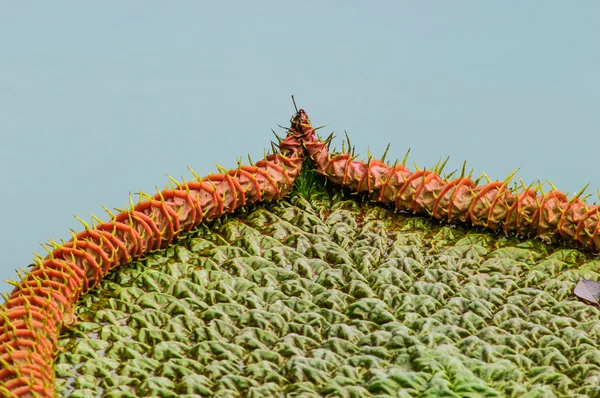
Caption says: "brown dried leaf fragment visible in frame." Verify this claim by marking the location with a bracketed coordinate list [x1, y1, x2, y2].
[574, 279, 600, 306]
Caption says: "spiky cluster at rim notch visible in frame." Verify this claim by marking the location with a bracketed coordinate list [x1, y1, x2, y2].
[0, 116, 312, 397]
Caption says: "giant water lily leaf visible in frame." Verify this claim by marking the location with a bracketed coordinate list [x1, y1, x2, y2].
[5, 109, 600, 397]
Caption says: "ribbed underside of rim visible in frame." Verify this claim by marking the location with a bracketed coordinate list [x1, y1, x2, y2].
[55, 190, 600, 398]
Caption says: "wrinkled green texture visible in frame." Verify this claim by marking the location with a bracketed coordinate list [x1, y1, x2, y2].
[56, 189, 600, 397]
